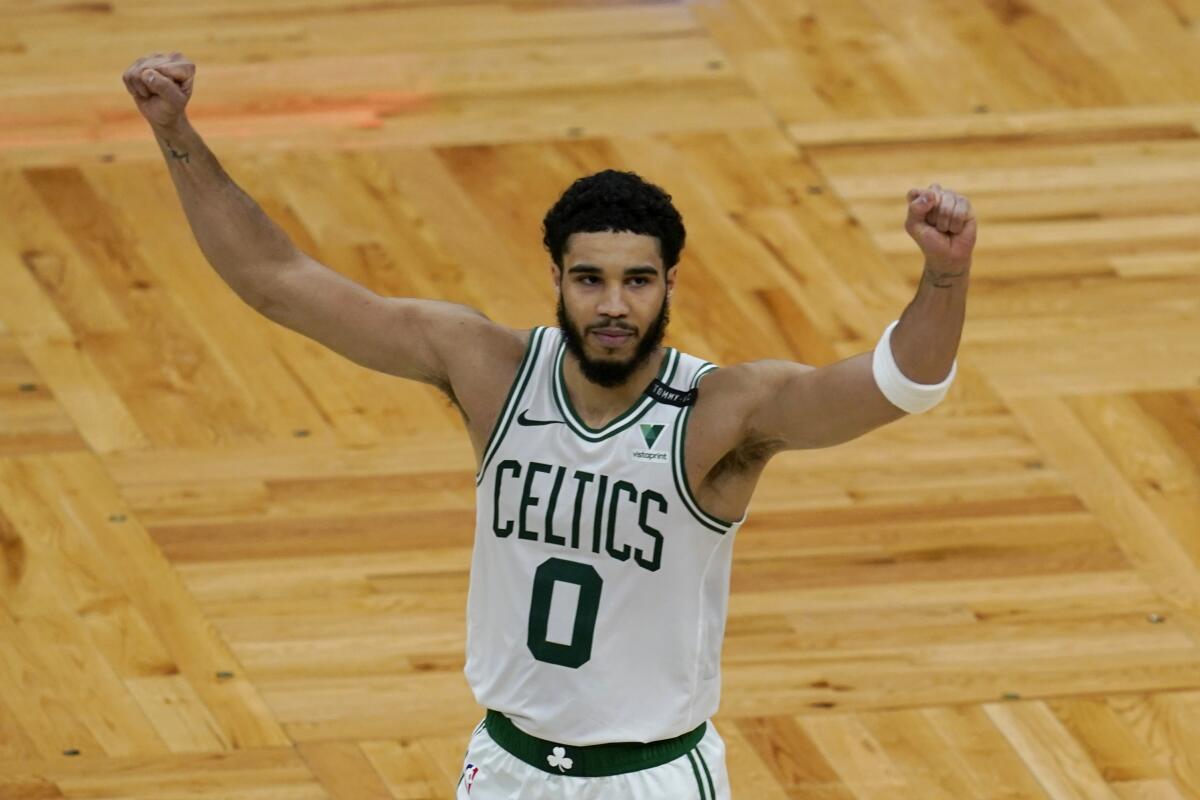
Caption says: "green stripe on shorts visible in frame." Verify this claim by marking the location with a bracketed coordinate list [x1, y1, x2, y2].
[686, 749, 708, 799]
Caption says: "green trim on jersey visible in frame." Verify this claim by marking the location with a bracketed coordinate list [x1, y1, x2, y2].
[672, 363, 736, 533]
[551, 342, 680, 441]
[475, 326, 547, 486]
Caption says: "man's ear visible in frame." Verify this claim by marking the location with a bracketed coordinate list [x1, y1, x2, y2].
[550, 262, 562, 291]
[665, 265, 677, 300]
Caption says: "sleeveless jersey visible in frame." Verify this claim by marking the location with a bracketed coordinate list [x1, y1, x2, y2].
[464, 326, 747, 746]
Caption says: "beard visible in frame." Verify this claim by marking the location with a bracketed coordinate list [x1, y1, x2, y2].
[557, 292, 671, 389]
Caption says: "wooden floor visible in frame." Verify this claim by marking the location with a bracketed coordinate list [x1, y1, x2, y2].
[2, 0, 1200, 797]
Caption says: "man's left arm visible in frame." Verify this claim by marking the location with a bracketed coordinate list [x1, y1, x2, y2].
[733, 184, 975, 451]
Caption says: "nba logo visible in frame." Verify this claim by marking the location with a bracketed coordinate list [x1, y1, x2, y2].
[463, 763, 480, 794]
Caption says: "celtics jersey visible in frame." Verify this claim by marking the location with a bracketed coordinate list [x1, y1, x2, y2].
[464, 326, 747, 746]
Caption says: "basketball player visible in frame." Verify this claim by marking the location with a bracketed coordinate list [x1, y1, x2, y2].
[124, 53, 975, 799]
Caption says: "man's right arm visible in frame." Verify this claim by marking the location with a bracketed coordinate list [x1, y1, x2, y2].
[125, 52, 525, 459]
[148, 115, 496, 392]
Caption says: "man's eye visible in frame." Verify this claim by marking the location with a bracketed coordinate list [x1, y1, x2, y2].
[629, 277, 649, 286]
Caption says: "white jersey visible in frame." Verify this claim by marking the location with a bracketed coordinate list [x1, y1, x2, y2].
[464, 326, 747, 746]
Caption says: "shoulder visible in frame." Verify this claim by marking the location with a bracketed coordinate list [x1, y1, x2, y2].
[685, 361, 758, 435]
[686, 359, 816, 456]
[436, 320, 538, 400]
[447, 321, 539, 384]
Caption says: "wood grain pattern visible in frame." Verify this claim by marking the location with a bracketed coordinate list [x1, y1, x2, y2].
[2, 0, 1199, 796]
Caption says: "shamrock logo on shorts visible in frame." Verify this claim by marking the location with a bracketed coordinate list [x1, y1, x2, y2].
[547, 746, 573, 772]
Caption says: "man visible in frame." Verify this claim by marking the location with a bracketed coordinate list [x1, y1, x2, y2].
[124, 52, 974, 799]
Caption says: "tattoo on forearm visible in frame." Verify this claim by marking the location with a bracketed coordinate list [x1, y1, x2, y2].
[923, 266, 967, 288]
[166, 142, 190, 163]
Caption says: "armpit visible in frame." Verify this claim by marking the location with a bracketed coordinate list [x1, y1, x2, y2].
[435, 378, 470, 423]
[708, 435, 784, 483]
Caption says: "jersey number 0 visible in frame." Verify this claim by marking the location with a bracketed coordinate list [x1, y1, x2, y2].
[527, 557, 603, 668]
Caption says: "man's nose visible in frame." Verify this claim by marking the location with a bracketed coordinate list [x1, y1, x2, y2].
[596, 285, 629, 317]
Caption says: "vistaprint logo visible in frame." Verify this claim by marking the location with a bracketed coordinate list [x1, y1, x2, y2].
[632, 423, 669, 463]
[640, 423, 665, 448]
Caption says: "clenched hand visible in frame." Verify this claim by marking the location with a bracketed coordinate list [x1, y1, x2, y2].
[122, 51, 195, 130]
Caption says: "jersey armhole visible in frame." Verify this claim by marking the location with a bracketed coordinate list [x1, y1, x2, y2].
[475, 326, 546, 485]
[670, 363, 737, 533]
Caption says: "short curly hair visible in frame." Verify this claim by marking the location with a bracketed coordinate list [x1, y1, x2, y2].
[542, 169, 686, 272]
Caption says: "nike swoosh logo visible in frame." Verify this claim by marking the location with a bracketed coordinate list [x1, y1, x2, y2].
[517, 410, 563, 427]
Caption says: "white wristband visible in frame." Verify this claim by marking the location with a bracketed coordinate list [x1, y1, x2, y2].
[872, 320, 956, 414]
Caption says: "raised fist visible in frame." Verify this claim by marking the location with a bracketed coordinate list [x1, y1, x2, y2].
[122, 51, 195, 130]
[904, 184, 976, 271]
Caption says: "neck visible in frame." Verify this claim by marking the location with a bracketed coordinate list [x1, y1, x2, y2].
[562, 347, 666, 427]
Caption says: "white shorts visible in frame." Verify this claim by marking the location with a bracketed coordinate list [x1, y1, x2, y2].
[455, 712, 731, 799]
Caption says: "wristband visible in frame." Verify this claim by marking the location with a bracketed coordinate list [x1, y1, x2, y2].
[872, 320, 956, 414]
